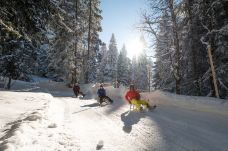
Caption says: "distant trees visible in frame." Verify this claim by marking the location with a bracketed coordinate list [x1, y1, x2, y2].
[104, 33, 118, 82]
[97, 43, 107, 82]
[117, 45, 129, 86]
[97, 34, 151, 90]
[140, 0, 228, 98]
[134, 36, 151, 90]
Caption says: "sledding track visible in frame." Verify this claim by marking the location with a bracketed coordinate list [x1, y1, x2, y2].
[26, 82, 228, 151]
[56, 94, 228, 151]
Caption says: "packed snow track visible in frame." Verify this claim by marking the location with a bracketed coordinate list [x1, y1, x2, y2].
[0, 81, 228, 151]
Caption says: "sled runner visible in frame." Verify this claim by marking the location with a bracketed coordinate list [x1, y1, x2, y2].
[72, 94, 85, 99]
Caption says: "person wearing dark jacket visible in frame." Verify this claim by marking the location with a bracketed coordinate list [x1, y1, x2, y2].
[97, 84, 113, 105]
[73, 83, 85, 98]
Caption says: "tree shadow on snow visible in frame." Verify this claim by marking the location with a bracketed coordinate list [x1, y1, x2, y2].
[121, 111, 145, 133]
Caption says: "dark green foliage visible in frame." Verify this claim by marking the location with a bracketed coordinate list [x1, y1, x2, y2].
[0, 0, 52, 86]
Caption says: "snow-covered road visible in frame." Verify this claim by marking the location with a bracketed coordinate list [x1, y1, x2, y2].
[57, 94, 228, 151]
[1, 81, 228, 151]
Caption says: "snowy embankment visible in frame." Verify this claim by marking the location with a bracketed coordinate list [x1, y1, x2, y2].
[0, 91, 79, 151]
[0, 79, 79, 150]
[89, 84, 228, 116]
[142, 90, 228, 116]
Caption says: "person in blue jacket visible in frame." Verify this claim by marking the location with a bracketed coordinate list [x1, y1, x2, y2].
[97, 84, 113, 105]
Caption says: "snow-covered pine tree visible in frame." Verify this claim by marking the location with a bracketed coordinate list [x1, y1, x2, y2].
[97, 43, 108, 82]
[130, 55, 137, 84]
[147, 58, 153, 91]
[153, 10, 175, 92]
[140, 0, 182, 93]
[117, 45, 129, 86]
[83, 0, 102, 83]
[0, 0, 52, 88]
[47, 0, 75, 82]
[135, 36, 149, 91]
[104, 33, 118, 82]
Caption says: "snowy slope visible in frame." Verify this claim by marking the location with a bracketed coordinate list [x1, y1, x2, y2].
[142, 90, 228, 116]
[0, 80, 228, 151]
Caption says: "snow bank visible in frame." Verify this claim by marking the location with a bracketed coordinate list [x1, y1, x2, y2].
[30, 75, 50, 83]
[0, 80, 39, 92]
[0, 92, 51, 129]
[0, 91, 79, 151]
[142, 90, 228, 115]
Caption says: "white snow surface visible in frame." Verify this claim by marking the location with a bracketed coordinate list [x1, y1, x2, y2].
[0, 80, 228, 151]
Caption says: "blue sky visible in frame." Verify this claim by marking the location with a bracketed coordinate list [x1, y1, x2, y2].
[99, 0, 147, 56]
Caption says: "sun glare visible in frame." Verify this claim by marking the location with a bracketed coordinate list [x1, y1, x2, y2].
[126, 39, 144, 59]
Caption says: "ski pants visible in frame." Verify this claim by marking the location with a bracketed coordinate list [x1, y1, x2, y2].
[130, 99, 149, 110]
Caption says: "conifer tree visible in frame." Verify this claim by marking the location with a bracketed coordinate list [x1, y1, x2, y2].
[117, 45, 129, 86]
[104, 33, 118, 82]
[0, 0, 52, 88]
[84, 0, 102, 83]
[97, 43, 108, 82]
[130, 56, 138, 84]
[136, 36, 149, 90]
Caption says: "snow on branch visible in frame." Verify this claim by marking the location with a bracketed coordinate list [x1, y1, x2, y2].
[218, 78, 228, 91]
[200, 22, 228, 47]
[50, 0, 67, 15]
[52, 13, 73, 33]
[0, 19, 22, 38]
[200, 36, 209, 46]
[206, 0, 221, 14]
[139, 14, 160, 41]
[201, 68, 211, 82]
[58, 19, 73, 33]
[219, 24, 228, 36]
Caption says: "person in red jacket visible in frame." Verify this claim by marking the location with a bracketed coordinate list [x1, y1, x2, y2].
[125, 84, 153, 111]
[73, 83, 85, 98]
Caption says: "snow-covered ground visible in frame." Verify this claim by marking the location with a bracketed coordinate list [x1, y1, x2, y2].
[0, 80, 228, 151]
[142, 90, 228, 116]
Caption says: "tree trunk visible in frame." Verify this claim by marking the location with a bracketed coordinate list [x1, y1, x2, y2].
[207, 44, 219, 98]
[84, 0, 92, 84]
[73, 0, 79, 84]
[87, 0, 92, 58]
[7, 77, 11, 89]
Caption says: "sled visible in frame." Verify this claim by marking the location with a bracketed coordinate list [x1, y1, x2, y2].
[98, 97, 113, 106]
[72, 94, 85, 99]
[129, 104, 156, 112]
